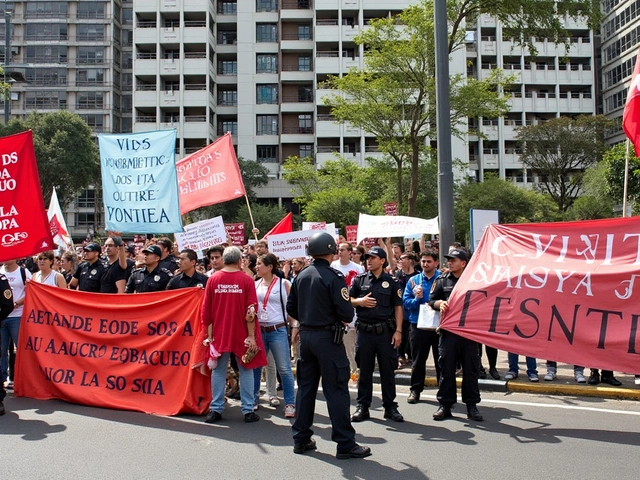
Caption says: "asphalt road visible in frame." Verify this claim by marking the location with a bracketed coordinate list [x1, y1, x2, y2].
[1, 386, 639, 480]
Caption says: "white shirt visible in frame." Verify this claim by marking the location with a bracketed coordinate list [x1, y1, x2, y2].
[0, 266, 31, 318]
[255, 276, 290, 327]
[33, 270, 63, 287]
[330, 260, 365, 279]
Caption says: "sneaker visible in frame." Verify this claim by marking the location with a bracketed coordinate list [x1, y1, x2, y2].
[504, 371, 518, 381]
[336, 444, 372, 460]
[544, 370, 556, 381]
[269, 396, 280, 407]
[528, 373, 539, 382]
[244, 412, 260, 423]
[489, 368, 501, 380]
[407, 391, 420, 404]
[284, 404, 296, 418]
[204, 410, 222, 423]
[5, 381, 13, 390]
[575, 372, 587, 383]
[293, 438, 317, 455]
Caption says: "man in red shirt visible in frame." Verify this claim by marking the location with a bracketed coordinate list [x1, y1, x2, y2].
[201, 246, 267, 423]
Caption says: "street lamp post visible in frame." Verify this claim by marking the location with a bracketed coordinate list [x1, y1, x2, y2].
[4, 10, 11, 123]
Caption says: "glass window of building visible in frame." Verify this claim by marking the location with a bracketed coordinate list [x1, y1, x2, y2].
[256, 23, 278, 42]
[256, 54, 278, 73]
[257, 115, 279, 135]
[256, 84, 278, 104]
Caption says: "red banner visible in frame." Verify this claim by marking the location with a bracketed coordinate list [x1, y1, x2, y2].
[383, 202, 399, 216]
[15, 282, 211, 415]
[177, 133, 246, 215]
[442, 217, 640, 374]
[225, 222, 245, 245]
[346, 225, 358, 244]
[0, 130, 54, 262]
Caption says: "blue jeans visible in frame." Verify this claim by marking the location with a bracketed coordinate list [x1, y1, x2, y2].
[210, 352, 254, 415]
[253, 326, 295, 406]
[507, 353, 537, 376]
[1, 316, 20, 383]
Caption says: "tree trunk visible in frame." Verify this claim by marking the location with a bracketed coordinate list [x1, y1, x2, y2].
[407, 143, 420, 216]
[392, 154, 404, 213]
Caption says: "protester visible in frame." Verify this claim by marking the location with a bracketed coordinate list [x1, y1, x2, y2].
[33, 251, 67, 288]
[205, 246, 225, 276]
[68, 243, 105, 292]
[394, 251, 420, 367]
[166, 249, 209, 290]
[157, 237, 180, 273]
[588, 369, 622, 386]
[430, 248, 483, 422]
[201, 246, 266, 423]
[0, 272, 14, 416]
[241, 253, 257, 278]
[0, 259, 30, 390]
[60, 251, 78, 285]
[100, 236, 128, 293]
[125, 245, 173, 293]
[287, 231, 371, 459]
[505, 354, 538, 382]
[350, 246, 404, 423]
[352, 246, 366, 268]
[253, 253, 296, 418]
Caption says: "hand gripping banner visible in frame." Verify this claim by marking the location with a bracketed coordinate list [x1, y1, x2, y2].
[15, 283, 211, 415]
[441, 217, 640, 374]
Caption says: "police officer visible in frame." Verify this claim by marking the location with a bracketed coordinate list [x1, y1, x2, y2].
[429, 248, 483, 422]
[0, 272, 15, 416]
[68, 242, 105, 292]
[166, 249, 209, 290]
[157, 237, 180, 273]
[349, 246, 404, 423]
[125, 245, 173, 293]
[286, 231, 371, 460]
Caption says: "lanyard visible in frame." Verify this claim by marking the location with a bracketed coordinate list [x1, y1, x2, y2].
[261, 277, 278, 311]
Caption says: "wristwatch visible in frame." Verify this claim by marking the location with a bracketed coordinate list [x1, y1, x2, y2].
[290, 321, 300, 329]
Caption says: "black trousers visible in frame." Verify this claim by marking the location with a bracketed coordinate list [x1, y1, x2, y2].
[293, 330, 356, 453]
[409, 324, 440, 392]
[437, 331, 481, 408]
[398, 319, 412, 359]
[478, 344, 498, 370]
[355, 328, 398, 408]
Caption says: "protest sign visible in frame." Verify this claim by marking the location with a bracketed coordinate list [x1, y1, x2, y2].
[346, 225, 358, 244]
[383, 202, 399, 216]
[16, 282, 211, 415]
[356, 213, 439, 245]
[303, 221, 336, 237]
[225, 222, 245, 246]
[177, 133, 245, 215]
[99, 130, 183, 233]
[0, 130, 54, 262]
[174, 216, 227, 251]
[268, 230, 316, 259]
[442, 217, 640, 374]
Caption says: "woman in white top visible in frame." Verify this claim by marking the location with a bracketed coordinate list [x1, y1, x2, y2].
[33, 251, 67, 288]
[252, 253, 296, 418]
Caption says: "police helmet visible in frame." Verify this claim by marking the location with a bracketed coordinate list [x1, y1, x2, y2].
[306, 232, 337, 256]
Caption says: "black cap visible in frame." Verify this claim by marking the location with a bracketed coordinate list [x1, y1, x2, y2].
[142, 245, 162, 257]
[444, 249, 469, 262]
[364, 246, 387, 260]
[83, 242, 102, 253]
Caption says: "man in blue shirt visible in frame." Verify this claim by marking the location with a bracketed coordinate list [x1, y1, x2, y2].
[402, 251, 441, 404]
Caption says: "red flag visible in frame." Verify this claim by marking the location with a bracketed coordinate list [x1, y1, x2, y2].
[442, 217, 640, 374]
[262, 212, 293, 240]
[623, 48, 640, 153]
[177, 133, 246, 215]
[0, 130, 54, 263]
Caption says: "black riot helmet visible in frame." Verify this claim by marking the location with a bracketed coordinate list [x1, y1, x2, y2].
[306, 232, 338, 256]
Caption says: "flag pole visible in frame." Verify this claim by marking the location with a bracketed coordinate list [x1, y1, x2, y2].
[244, 195, 259, 240]
[624, 139, 631, 218]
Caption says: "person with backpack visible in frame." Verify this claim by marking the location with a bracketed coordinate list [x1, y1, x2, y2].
[0, 259, 31, 390]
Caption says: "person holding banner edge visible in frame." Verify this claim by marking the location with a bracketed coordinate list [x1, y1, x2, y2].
[0, 273, 14, 416]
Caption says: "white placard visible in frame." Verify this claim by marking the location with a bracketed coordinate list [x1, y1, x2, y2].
[175, 216, 227, 251]
[268, 230, 317, 260]
[470, 209, 499, 252]
[356, 213, 439, 245]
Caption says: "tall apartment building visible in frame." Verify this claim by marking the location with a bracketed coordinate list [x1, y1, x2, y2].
[0, 0, 133, 240]
[600, 0, 640, 145]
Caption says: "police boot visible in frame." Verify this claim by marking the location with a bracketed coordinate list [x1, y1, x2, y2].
[384, 404, 404, 422]
[351, 404, 370, 422]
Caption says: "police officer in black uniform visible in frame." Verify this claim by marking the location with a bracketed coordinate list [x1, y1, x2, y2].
[125, 245, 173, 293]
[166, 249, 209, 290]
[68, 242, 105, 292]
[286, 231, 371, 460]
[349, 246, 404, 423]
[429, 248, 483, 422]
[0, 272, 14, 416]
[157, 237, 180, 273]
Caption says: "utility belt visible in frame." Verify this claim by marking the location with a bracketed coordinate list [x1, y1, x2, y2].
[300, 322, 347, 345]
[356, 318, 395, 334]
[299, 324, 335, 331]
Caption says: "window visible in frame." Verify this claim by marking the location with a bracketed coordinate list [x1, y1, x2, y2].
[77, 24, 105, 41]
[25, 68, 67, 86]
[298, 25, 311, 40]
[257, 84, 278, 104]
[77, 69, 105, 85]
[77, 47, 105, 65]
[298, 55, 311, 71]
[298, 114, 312, 133]
[218, 2, 238, 15]
[298, 86, 313, 102]
[257, 54, 278, 73]
[26, 2, 67, 18]
[218, 60, 237, 75]
[256, 0, 278, 12]
[77, 92, 104, 109]
[219, 121, 238, 135]
[75, 212, 96, 228]
[25, 23, 68, 41]
[77, 189, 96, 208]
[25, 46, 67, 63]
[77, 2, 105, 19]
[219, 90, 238, 106]
[25, 91, 66, 109]
[122, 8, 133, 25]
[257, 115, 279, 135]
[80, 114, 104, 129]
[299, 144, 313, 158]
[257, 145, 278, 163]
[256, 23, 278, 42]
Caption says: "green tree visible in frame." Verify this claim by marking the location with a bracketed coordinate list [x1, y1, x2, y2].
[324, 0, 511, 216]
[454, 174, 560, 243]
[516, 115, 613, 212]
[0, 111, 100, 208]
[602, 143, 640, 212]
[565, 161, 614, 220]
[305, 187, 375, 228]
[233, 203, 288, 240]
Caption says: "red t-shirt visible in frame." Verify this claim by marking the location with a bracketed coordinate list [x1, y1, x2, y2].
[201, 270, 266, 369]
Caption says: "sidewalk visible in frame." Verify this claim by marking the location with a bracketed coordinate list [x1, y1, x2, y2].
[393, 348, 640, 401]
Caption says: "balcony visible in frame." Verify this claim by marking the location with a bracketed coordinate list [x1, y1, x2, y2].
[184, 84, 208, 106]
[281, 0, 313, 20]
[184, 52, 208, 74]
[183, 21, 207, 43]
[281, 95, 314, 113]
[280, 64, 314, 82]
[281, 33, 314, 51]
